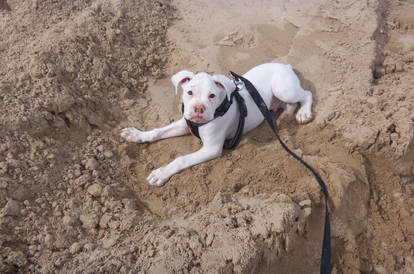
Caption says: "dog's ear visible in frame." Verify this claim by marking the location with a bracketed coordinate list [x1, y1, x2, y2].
[212, 74, 236, 100]
[171, 70, 195, 95]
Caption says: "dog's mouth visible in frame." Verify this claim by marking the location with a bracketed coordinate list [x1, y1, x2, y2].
[187, 112, 210, 124]
[189, 116, 208, 124]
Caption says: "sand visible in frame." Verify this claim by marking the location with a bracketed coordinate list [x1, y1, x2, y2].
[0, 0, 413, 273]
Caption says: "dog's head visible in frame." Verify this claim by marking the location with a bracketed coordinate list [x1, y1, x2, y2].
[171, 70, 236, 124]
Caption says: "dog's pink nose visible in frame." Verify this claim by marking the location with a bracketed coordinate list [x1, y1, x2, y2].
[193, 104, 206, 114]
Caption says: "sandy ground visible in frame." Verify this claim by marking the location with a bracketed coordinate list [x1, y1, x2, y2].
[0, 0, 413, 273]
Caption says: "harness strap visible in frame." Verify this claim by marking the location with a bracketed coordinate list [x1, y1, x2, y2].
[230, 71, 331, 274]
[185, 118, 202, 138]
[224, 91, 247, 149]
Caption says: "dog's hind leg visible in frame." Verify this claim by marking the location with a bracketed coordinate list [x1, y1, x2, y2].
[295, 90, 312, 124]
[271, 65, 313, 124]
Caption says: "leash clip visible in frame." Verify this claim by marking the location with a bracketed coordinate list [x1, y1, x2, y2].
[234, 80, 244, 90]
[229, 71, 244, 90]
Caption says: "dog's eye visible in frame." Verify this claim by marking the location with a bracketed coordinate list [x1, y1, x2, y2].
[209, 94, 216, 99]
[187, 90, 193, 96]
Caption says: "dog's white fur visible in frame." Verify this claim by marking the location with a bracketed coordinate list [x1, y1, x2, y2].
[121, 63, 312, 186]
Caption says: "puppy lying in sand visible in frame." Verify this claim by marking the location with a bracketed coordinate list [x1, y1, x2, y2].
[121, 63, 312, 186]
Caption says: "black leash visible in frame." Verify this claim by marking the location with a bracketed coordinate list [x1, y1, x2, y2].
[230, 71, 331, 274]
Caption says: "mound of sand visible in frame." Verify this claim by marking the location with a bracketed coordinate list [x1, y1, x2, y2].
[0, 0, 413, 273]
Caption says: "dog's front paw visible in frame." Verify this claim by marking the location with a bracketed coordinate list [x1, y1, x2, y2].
[121, 127, 150, 143]
[147, 167, 169, 186]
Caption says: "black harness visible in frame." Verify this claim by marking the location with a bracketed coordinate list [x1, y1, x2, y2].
[183, 72, 331, 274]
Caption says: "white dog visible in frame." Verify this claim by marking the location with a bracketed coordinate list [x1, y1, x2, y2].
[121, 63, 313, 186]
